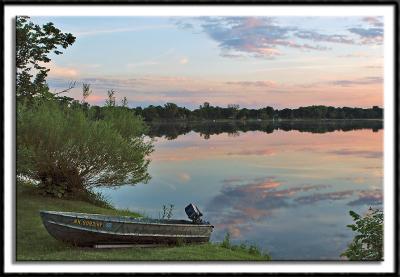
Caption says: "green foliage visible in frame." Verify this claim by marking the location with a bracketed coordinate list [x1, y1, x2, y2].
[220, 232, 271, 260]
[163, 103, 179, 118]
[134, 103, 383, 122]
[247, 245, 262, 256]
[17, 99, 153, 197]
[221, 232, 231, 249]
[16, 17, 152, 198]
[16, 16, 75, 100]
[101, 106, 148, 139]
[341, 208, 383, 261]
[82, 190, 114, 210]
[16, 142, 36, 176]
[38, 182, 67, 198]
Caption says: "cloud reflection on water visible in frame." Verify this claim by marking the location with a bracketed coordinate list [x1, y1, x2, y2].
[102, 123, 383, 259]
[207, 177, 328, 238]
[327, 149, 383, 159]
[207, 176, 383, 240]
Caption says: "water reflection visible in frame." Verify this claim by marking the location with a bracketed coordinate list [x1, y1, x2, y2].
[206, 176, 382, 240]
[99, 121, 383, 260]
[147, 120, 383, 140]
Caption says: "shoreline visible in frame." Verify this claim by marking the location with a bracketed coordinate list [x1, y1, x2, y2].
[16, 180, 270, 261]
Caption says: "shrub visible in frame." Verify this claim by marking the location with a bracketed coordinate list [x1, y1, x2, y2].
[17, 99, 153, 197]
[221, 232, 231, 249]
[341, 208, 383, 261]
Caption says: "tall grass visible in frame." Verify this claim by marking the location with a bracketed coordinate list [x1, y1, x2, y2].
[220, 232, 271, 260]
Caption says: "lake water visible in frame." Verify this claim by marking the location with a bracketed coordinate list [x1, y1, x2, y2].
[99, 120, 383, 260]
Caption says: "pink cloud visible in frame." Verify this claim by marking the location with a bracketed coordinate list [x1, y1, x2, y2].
[362, 17, 383, 27]
[46, 62, 79, 78]
[86, 94, 105, 104]
[48, 71, 383, 109]
[177, 172, 191, 182]
[239, 207, 271, 220]
[226, 80, 277, 88]
[226, 149, 276, 156]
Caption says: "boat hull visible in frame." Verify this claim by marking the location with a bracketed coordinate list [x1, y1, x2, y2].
[40, 211, 213, 247]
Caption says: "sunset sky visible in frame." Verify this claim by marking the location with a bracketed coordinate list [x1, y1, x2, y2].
[33, 16, 384, 109]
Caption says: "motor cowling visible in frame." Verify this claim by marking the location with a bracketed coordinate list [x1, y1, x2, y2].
[185, 203, 203, 223]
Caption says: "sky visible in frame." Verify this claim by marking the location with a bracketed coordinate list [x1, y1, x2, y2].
[33, 16, 384, 109]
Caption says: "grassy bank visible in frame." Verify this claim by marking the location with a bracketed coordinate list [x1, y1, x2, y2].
[16, 181, 270, 261]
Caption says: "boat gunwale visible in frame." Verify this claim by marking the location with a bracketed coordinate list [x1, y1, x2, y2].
[40, 210, 214, 228]
[46, 220, 211, 238]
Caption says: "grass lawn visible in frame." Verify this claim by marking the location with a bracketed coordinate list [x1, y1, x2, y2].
[16, 181, 270, 261]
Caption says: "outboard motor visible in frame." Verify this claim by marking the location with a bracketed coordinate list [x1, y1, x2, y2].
[185, 203, 203, 223]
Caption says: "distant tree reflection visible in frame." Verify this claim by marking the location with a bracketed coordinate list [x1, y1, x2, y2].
[147, 120, 383, 140]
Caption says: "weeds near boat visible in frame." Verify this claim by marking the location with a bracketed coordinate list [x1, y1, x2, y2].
[159, 204, 175, 219]
[221, 232, 271, 260]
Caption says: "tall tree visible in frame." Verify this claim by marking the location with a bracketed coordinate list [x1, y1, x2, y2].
[16, 16, 76, 100]
[164, 103, 179, 118]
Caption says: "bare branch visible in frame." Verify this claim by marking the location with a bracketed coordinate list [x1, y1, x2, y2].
[54, 81, 76, 95]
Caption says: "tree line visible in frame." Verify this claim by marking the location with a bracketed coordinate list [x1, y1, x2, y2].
[73, 101, 382, 122]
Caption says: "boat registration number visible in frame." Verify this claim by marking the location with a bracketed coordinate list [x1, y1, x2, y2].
[73, 218, 103, 228]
